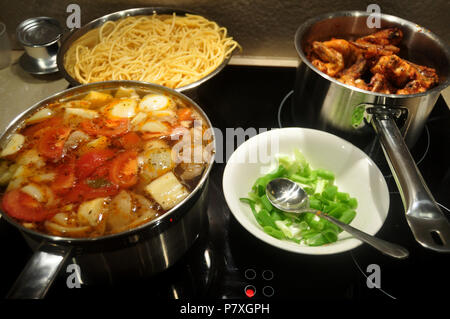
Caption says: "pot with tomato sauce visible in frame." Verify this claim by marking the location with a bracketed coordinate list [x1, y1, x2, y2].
[0, 81, 215, 298]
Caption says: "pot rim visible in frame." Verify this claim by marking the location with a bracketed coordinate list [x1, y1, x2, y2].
[294, 10, 450, 98]
[0, 80, 215, 245]
[56, 7, 237, 92]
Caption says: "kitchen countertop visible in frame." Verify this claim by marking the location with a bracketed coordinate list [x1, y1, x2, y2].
[0, 51, 68, 132]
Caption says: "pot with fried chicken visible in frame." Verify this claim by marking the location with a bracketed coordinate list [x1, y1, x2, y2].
[293, 11, 450, 254]
[293, 11, 449, 146]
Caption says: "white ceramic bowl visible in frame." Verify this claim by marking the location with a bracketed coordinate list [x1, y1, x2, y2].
[222, 127, 389, 255]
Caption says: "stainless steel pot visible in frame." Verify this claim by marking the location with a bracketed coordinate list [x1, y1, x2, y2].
[0, 81, 215, 298]
[56, 7, 235, 96]
[292, 11, 450, 252]
[16, 17, 63, 75]
[17, 17, 62, 60]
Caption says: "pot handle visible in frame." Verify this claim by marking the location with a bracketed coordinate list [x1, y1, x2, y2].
[371, 112, 450, 252]
[7, 242, 72, 299]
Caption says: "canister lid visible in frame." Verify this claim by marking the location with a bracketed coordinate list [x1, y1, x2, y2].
[16, 17, 62, 46]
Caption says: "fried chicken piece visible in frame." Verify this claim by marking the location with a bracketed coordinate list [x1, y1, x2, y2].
[352, 28, 403, 62]
[371, 55, 417, 87]
[368, 73, 395, 94]
[340, 78, 369, 90]
[339, 55, 367, 80]
[322, 39, 362, 67]
[397, 80, 427, 94]
[307, 28, 438, 95]
[356, 27, 403, 46]
[338, 55, 369, 90]
[396, 63, 438, 94]
[408, 62, 439, 89]
[310, 41, 345, 77]
[351, 41, 400, 59]
[371, 55, 439, 90]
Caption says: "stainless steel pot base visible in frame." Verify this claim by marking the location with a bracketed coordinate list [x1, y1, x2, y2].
[52, 224, 216, 296]
[19, 53, 59, 75]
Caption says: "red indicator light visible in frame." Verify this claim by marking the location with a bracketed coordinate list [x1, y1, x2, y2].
[245, 288, 255, 298]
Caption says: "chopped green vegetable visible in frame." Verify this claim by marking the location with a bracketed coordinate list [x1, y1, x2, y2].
[315, 179, 327, 194]
[240, 198, 258, 217]
[316, 169, 335, 181]
[309, 198, 322, 211]
[351, 105, 366, 128]
[275, 219, 306, 239]
[327, 205, 348, 219]
[306, 233, 328, 246]
[270, 211, 284, 221]
[339, 209, 357, 224]
[290, 174, 311, 185]
[260, 194, 274, 212]
[256, 209, 278, 229]
[86, 177, 111, 189]
[252, 165, 287, 196]
[336, 192, 350, 202]
[322, 185, 338, 201]
[322, 228, 339, 243]
[347, 197, 358, 209]
[263, 226, 285, 239]
[240, 149, 359, 247]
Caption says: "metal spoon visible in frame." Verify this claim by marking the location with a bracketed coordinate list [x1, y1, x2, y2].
[266, 178, 409, 259]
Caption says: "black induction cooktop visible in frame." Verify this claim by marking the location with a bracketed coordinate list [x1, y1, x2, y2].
[1, 65, 449, 306]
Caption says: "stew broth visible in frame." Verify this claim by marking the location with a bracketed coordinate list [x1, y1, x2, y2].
[0, 86, 213, 237]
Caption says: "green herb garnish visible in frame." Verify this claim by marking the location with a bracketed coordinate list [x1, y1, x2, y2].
[86, 178, 112, 189]
[240, 149, 358, 246]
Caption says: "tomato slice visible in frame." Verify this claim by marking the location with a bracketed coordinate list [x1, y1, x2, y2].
[76, 149, 115, 180]
[81, 118, 129, 137]
[91, 161, 111, 179]
[177, 108, 192, 121]
[1, 189, 49, 222]
[117, 132, 142, 150]
[23, 116, 64, 137]
[37, 126, 71, 161]
[51, 158, 76, 195]
[109, 150, 139, 188]
[63, 151, 120, 203]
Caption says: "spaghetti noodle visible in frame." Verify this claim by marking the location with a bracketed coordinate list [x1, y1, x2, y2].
[64, 13, 241, 88]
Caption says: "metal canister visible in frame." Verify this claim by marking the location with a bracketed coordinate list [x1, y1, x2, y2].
[16, 17, 62, 60]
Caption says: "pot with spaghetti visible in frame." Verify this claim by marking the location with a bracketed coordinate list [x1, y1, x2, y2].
[58, 7, 240, 91]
